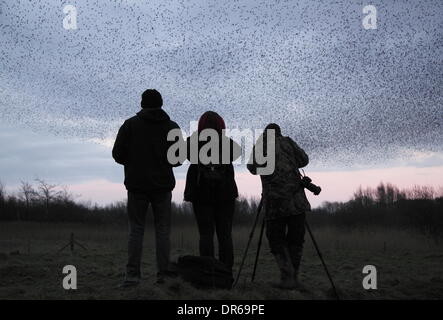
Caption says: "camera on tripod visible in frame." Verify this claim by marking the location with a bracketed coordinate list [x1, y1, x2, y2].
[301, 176, 321, 195]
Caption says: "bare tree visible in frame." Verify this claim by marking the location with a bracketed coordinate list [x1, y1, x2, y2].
[407, 185, 435, 200]
[385, 183, 401, 205]
[35, 178, 62, 218]
[353, 186, 375, 207]
[57, 185, 79, 204]
[321, 201, 343, 214]
[376, 183, 387, 206]
[0, 179, 4, 202]
[19, 181, 36, 210]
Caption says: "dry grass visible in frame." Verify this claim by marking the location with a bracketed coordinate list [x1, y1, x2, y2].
[0, 221, 442, 299]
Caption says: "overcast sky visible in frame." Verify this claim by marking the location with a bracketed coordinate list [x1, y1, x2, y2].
[0, 0, 442, 206]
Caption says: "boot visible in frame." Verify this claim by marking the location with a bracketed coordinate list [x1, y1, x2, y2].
[288, 245, 306, 290]
[271, 249, 296, 290]
[119, 274, 141, 288]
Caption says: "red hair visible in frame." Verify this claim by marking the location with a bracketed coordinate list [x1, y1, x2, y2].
[197, 111, 226, 134]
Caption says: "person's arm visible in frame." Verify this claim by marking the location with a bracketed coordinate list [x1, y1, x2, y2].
[186, 132, 201, 164]
[112, 120, 130, 165]
[246, 161, 258, 175]
[247, 133, 271, 175]
[167, 121, 185, 167]
[185, 136, 191, 162]
[246, 140, 260, 175]
[290, 139, 309, 168]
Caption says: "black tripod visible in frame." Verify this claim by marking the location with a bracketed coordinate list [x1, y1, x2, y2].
[233, 198, 263, 287]
[304, 220, 340, 300]
[234, 199, 340, 300]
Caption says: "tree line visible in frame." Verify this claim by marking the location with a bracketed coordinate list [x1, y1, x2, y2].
[0, 179, 442, 236]
[0, 178, 257, 225]
[309, 183, 443, 237]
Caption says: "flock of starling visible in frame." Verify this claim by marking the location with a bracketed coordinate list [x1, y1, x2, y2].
[0, 0, 441, 168]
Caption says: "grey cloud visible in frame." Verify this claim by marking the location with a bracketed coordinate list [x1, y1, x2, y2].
[0, 124, 121, 184]
[0, 123, 191, 188]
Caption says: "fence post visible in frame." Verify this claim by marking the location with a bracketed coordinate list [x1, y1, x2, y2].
[180, 232, 184, 249]
[70, 233, 74, 252]
[58, 232, 86, 253]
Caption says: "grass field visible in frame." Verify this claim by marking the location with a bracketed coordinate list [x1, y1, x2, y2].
[0, 221, 442, 300]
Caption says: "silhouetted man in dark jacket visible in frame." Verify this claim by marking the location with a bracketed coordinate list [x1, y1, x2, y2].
[112, 89, 182, 287]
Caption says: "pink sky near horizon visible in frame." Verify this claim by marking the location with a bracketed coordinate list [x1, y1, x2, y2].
[69, 166, 443, 207]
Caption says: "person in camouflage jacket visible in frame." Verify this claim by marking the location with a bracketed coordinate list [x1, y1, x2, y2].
[247, 123, 311, 289]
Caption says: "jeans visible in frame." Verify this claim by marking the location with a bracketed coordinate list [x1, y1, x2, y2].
[192, 200, 235, 270]
[126, 191, 172, 278]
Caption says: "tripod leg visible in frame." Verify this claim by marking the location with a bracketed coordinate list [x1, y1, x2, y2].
[305, 221, 340, 300]
[74, 240, 87, 250]
[234, 199, 263, 288]
[251, 216, 266, 282]
[57, 242, 70, 253]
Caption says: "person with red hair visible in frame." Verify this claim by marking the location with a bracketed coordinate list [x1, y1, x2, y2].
[184, 111, 241, 272]
[197, 110, 226, 134]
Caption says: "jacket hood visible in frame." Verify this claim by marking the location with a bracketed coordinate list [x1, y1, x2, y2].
[136, 108, 170, 122]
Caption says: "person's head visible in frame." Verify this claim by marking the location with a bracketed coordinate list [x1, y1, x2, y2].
[141, 89, 163, 108]
[198, 111, 226, 135]
[264, 123, 282, 137]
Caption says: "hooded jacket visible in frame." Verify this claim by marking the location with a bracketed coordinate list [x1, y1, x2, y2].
[112, 108, 182, 193]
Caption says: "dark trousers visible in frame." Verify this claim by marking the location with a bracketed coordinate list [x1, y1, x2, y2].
[192, 200, 235, 270]
[266, 213, 306, 256]
[126, 191, 172, 278]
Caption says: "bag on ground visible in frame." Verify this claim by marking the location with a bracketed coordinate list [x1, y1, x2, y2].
[172, 255, 233, 289]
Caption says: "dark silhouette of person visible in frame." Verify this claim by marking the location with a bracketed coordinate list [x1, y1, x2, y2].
[112, 89, 182, 287]
[247, 123, 311, 289]
[184, 111, 241, 272]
